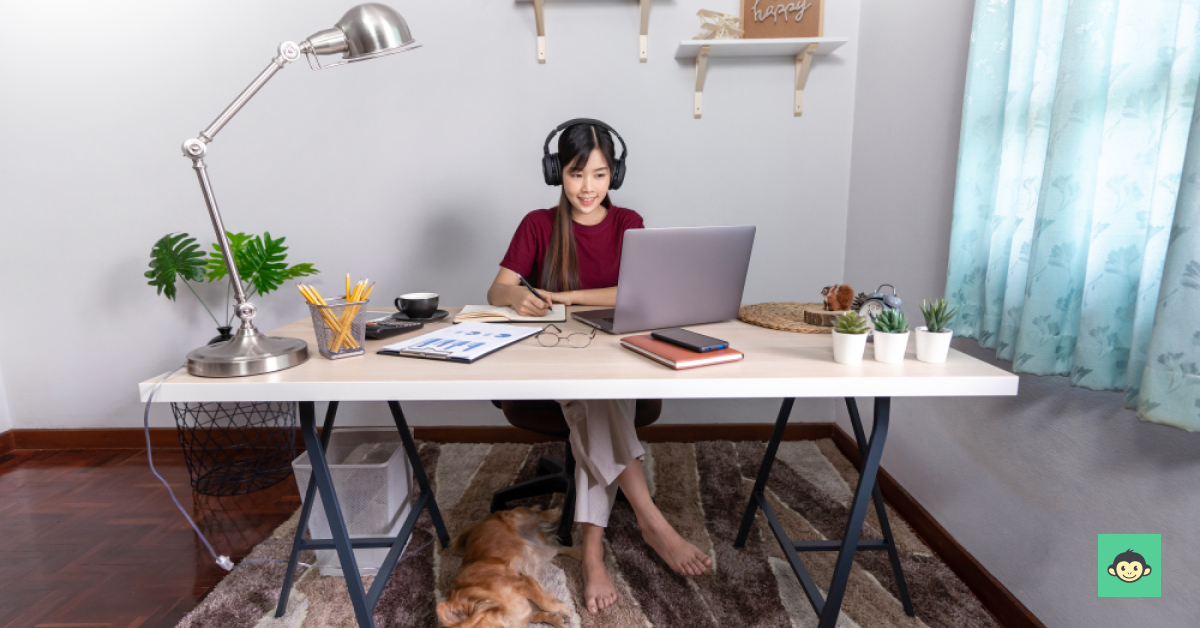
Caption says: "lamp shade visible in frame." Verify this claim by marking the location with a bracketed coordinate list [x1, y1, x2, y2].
[304, 3, 418, 64]
[337, 3, 417, 60]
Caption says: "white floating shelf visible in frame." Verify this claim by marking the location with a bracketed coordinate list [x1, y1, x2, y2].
[675, 37, 850, 118]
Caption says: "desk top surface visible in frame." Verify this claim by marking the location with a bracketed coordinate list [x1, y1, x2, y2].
[139, 307, 1018, 402]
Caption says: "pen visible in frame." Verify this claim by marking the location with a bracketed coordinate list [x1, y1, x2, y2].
[518, 275, 552, 307]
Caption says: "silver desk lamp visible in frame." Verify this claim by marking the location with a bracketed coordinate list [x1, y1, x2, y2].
[182, 4, 419, 377]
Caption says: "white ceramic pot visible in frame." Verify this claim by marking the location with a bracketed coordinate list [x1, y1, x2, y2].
[832, 331, 868, 365]
[915, 327, 953, 363]
[873, 331, 910, 364]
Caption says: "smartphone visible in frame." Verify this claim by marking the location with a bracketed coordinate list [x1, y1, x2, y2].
[650, 328, 729, 353]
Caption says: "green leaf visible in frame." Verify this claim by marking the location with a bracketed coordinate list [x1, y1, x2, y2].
[145, 233, 206, 301]
[204, 232, 254, 282]
[203, 231, 318, 296]
[284, 262, 320, 280]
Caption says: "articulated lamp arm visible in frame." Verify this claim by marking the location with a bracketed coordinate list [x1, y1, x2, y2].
[180, 41, 307, 326]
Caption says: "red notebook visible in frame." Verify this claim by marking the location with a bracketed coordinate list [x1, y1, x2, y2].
[620, 334, 744, 370]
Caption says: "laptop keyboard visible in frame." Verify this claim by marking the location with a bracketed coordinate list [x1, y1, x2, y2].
[602, 317, 614, 323]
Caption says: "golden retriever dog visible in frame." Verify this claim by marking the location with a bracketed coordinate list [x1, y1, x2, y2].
[438, 507, 581, 628]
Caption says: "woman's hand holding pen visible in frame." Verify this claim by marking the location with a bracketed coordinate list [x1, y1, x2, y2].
[512, 287, 555, 317]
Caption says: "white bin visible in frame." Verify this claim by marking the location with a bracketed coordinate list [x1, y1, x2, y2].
[292, 428, 414, 576]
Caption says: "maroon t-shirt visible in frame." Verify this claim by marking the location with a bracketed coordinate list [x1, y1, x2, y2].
[499, 205, 645, 290]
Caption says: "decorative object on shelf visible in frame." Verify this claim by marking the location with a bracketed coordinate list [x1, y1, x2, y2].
[526, 0, 651, 63]
[695, 9, 744, 40]
[739, 302, 833, 333]
[821, 283, 855, 311]
[178, 3, 418, 378]
[853, 284, 902, 328]
[171, 401, 297, 496]
[832, 310, 869, 365]
[740, 0, 824, 39]
[675, 37, 846, 118]
[145, 231, 319, 343]
[871, 308, 910, 364]
[299, 279, 374, 359]
[802, 308, 841, 326]
[916, 298, 959, 364]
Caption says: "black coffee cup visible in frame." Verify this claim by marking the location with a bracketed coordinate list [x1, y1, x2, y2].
[396, 292, 439, 319]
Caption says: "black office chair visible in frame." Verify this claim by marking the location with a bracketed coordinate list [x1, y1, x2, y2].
[489, 399, 662, 545]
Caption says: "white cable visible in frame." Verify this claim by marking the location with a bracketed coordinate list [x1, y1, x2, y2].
[144, 367, 431, 574]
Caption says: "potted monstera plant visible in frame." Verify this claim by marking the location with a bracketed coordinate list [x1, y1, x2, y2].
[871, 308, 909, 364]
[832, 311, 870, 365]
[916, 298, 959, 363]
[145, 231, 319, 343]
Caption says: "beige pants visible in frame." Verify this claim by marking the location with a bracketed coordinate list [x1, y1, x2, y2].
[556, 399, 643, 528]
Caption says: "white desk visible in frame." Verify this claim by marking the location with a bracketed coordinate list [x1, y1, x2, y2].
[140, 308, 1015, 402]
[139, 307, 1017, 628]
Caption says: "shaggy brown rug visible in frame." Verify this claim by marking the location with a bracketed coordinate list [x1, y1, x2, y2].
[177, 440, 1000, 627]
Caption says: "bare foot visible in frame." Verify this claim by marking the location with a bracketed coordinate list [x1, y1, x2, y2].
[642, 518, 712, 576]
[582, 546, 618, 613]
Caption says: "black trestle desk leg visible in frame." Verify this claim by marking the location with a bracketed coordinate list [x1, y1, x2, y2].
[276, 401, 339, 618]
[296, 401, 374, 627]
[818, 398, 891, 628]
[387, 401, 450, 548]
[735, 397, 795, 548]
[845, 398, 914, 616]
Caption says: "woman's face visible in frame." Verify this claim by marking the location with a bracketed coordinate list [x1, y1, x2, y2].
[563, 148, 611, 219]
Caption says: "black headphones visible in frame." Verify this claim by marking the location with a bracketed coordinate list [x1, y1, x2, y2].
[542, 118, 628, 189]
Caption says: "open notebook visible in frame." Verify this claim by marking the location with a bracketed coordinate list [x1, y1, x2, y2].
[453, 304, 566, 323]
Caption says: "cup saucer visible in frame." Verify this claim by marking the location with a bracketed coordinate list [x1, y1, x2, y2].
[391, 309, 449, 322]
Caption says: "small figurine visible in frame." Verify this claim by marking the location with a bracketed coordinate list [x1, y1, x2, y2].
[821, 284, 855, 311]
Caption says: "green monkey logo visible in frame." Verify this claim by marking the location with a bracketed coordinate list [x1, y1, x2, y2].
[1107, 549, 1152, 583]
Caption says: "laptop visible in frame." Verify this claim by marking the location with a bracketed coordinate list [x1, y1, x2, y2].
[573, 225, 756, 334]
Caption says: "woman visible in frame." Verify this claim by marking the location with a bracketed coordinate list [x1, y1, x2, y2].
[486, 121, 711, 614]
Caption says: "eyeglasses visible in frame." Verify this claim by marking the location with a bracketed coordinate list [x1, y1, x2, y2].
[535, 324, 597, 348]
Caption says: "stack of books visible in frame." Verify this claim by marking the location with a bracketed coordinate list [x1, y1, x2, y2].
[620, 334, 743, 370]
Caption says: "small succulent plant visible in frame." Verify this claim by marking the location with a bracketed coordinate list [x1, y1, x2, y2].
[834, 311, 869, 335]
[920, 298, 960, 333]
[872, 309, 909, 334]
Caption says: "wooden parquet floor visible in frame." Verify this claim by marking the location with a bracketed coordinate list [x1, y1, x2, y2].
[0, 448, 300, 628]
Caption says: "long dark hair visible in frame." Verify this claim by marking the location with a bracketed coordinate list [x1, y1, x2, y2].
[542, 124, 617, 292]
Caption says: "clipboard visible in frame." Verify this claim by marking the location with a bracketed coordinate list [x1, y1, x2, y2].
[376, 322, 541, 363]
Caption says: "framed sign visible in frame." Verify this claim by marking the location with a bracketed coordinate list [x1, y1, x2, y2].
[740, 0, 824, 39]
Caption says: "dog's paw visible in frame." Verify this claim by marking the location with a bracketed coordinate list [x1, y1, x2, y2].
[532, 610, 568, 628]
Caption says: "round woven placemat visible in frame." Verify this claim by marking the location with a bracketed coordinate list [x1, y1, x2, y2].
[738, 302, 833, 334]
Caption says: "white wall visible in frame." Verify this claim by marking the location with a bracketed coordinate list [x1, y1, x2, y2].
[845, 0, 1200, 625]
[0, 0, 860, 429]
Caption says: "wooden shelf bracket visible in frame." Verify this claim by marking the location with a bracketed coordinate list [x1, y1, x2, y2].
[527, 0, 650, 63]
[794, 43, 817, 116]
[694, 45, 710, 119]
[639, 0, 651, 62]
[534, 0, 546, 63]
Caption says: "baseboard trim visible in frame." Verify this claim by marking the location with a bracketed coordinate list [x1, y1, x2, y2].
[0, 422, 1041, 628]
[830, 427, 1045, 628]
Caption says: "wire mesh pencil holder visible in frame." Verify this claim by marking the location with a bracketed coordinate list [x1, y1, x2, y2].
[308, 299, 369, 359]
[170, 401, 297, 496]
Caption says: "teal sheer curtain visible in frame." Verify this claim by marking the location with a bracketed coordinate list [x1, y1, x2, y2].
[945, 0, 1200, 430]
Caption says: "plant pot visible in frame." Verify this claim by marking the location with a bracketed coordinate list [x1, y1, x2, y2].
[873, 331, 909, 364]
[915, 327, 953, 363]
[832, 331, 868, 365]
[208, 326, 234, 345]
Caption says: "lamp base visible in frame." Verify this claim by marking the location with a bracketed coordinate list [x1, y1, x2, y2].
[187, 326, 309, 377]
